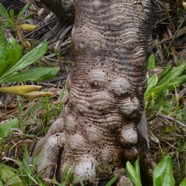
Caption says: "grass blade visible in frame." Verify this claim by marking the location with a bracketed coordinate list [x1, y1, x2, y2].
[17, 3, 31, 18]
[158, 62, 186, 86]
[0, 3, 10, 20]
[0, 119, 18, 138]
[106, 174, 119, 186]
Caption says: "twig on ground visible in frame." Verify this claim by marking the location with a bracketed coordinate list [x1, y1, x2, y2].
[159, 113, 186, 128]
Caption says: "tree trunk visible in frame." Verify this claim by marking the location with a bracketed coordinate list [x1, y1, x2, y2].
[33, 0, 154, 185]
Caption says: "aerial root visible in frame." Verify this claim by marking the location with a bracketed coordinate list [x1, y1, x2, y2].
[37, 132, 66, 178]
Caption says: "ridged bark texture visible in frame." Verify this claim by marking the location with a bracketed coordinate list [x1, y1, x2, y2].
[34, 0, 153, 185]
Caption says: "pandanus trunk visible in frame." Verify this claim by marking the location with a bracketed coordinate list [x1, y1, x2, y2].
[34, 0, 153, 185]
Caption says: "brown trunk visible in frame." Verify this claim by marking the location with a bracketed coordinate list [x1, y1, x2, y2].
[34, 0, 154, 185]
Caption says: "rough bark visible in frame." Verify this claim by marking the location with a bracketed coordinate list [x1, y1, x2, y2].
[40, 0, 185, 23]
[34, 0, 154, 185]
[39, 0, 185, 44]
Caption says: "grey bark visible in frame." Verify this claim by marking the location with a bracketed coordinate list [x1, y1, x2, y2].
[33, 0, 154, 185]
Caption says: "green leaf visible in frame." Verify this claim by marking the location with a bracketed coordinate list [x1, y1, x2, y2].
[0, 28, 6, 57]
[60, 160, 74, 182]
[147, 54, 156, 70]
[0, 28, 7, 76]
[25, 171, 39, 185]
[6, 36, 22, 62]
[0, 119, 18, 138]
[65, 170, 73, 182]
[22, 152, 39, 184]
[126, 161, 142, 186]
[0, 23, 10, 29]
[144, 81, 168, 99]
[22, 13, 34, 21]
[2, 67, 59, 83]
[167, 75, 186, 92]
[106, 174, 119, 186]
[17, 3, 31, 19]
[78, 176, 85, 186]
[0, 3, 10, 20]
[0, 179, 3, 186]
[134, 157, 141, 181]
[30, 156, 39, 174]
[180, 178, 186, 186]
[0, 163, 23, 186]
[145, 74, 158, 93]
[1, 40, 48, 80]
[158, 64, 172, 83]
[1, 37, 22, 75]
[158, 62, 186, 86]
[9, 9, 15, 25]
[153, 156, 175, 186]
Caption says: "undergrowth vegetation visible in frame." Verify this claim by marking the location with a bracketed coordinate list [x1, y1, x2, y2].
[0, 1, 185, 186]
[145, 54, 186, 123]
